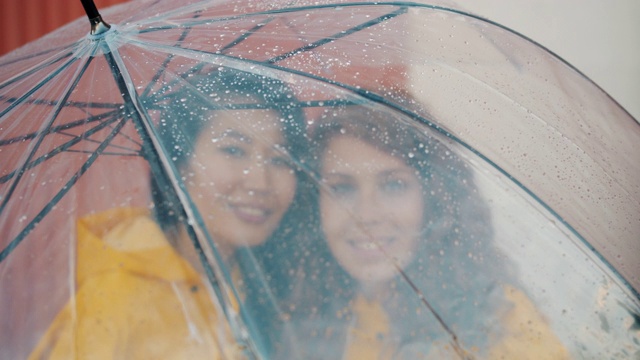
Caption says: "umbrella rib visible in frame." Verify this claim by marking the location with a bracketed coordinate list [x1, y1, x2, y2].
[0, 117, 129, 263]
[127, 42, 416, 127]
[104, 45, 265, 358]
[0, 55, 79, 120]
[140, 25, 194, 100]
[0, 51, 74, 92]
[0, 115, 123, 184]
[135, 1, 444, 35]
[0, 109, 119, 147]
[127, 43, 403, 117]
[151, 18, 273, 84]
[0, 55, 93, 216]
[89, 119, 145, 150]
[131, 0, 226, 29]
[139, 17, 274, 103]
[219, 17, 275, 54]
[392, 262, 475, 359]
[134, 4, 405, 65]
[0, 95, 122, 110]
[135, 2, 394, 32]
[267, 6, 406, 64]
[64, 149, 139, 156]
[103, 49, 227, 297]
[0, 42, 77, 68]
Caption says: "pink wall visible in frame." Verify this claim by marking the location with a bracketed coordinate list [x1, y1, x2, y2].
[0, 0, 129, 56]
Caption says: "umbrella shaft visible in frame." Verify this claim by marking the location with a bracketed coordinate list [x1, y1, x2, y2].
[80, 0, 100, 20]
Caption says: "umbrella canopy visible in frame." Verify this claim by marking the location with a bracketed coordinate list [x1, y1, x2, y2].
[1, 0, 639, 358]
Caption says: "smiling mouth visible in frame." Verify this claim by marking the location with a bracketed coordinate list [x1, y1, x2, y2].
[344, 238, 395, 262]
[349, 237, 394, 251]
[231, 204, 272, 224]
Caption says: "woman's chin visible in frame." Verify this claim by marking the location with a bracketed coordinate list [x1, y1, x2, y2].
[351, 266, 398, 291]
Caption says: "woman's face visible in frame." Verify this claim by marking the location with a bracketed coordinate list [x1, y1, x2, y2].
[320, 135, 424, 290]
[186, 109, 297, 257]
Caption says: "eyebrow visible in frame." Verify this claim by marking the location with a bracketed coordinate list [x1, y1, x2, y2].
[322, 167, 412, 177]
[216, 129, 288, 151]
[379, 168, 414, 177]
[220, 129, 251, 143]
[321, 173, 352, 180]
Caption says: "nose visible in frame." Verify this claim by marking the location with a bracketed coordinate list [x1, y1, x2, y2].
[354, 187, 382, 224]
[242, 160, 271, 194]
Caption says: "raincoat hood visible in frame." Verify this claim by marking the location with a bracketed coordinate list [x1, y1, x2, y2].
[28, 207, 243, 360]
[76, 207, 200, 285]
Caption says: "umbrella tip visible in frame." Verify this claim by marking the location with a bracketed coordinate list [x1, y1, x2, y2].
[80, 0, 111, 35]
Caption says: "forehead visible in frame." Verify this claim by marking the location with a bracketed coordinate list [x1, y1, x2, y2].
[321, 135, 409, 174]
[202, 108, 285, 140]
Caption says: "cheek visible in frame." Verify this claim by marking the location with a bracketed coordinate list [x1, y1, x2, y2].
[190, 172, 221, 199]
[192, 156, 238, 189]
[320, 196, 346, 236]
[394, 191, 425, 234]
[403, 206, 424, 233]
[273, 170, 297, 204]
[321, 209, 347, 262]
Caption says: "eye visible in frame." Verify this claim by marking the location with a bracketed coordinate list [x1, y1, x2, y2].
[327, 182, 356, 196]
[219, 145, 245, 158]
[268, 155, 293, 168]
[381, 178, 408, 193]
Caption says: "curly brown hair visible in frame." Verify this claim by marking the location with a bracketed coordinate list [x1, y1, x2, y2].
[284, 103, 516, 358]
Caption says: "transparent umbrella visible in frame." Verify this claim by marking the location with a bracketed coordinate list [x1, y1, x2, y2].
[1, 0, 638, 359]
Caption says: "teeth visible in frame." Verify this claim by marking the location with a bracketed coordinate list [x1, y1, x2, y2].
[353, 242, 377, 250]
[352, 239, 392, 250]
[235, 206, 267, 216]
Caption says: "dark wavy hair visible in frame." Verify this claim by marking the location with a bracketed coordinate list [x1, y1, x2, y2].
[150, 69, 308, 229]
[147, 68, 314, 355]
[285, 104, 516, 358]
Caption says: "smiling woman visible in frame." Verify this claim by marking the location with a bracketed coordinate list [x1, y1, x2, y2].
[320, 135, 425, 291]
[27, 68, 313, 359]
[151, 70, 311, 279]
[282, 104, 570, 359]
[185, 108, 297, 258]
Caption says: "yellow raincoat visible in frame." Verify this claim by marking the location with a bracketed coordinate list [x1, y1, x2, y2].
[344, 286, 571, 359]
[28, 208, 243, 360]
[28, 207, 571, 359]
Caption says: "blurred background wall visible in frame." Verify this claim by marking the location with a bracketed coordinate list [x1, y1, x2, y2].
[0, 0, 127, 54]
[1, 0, 638, 120]
[461, 0, 640, 122]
